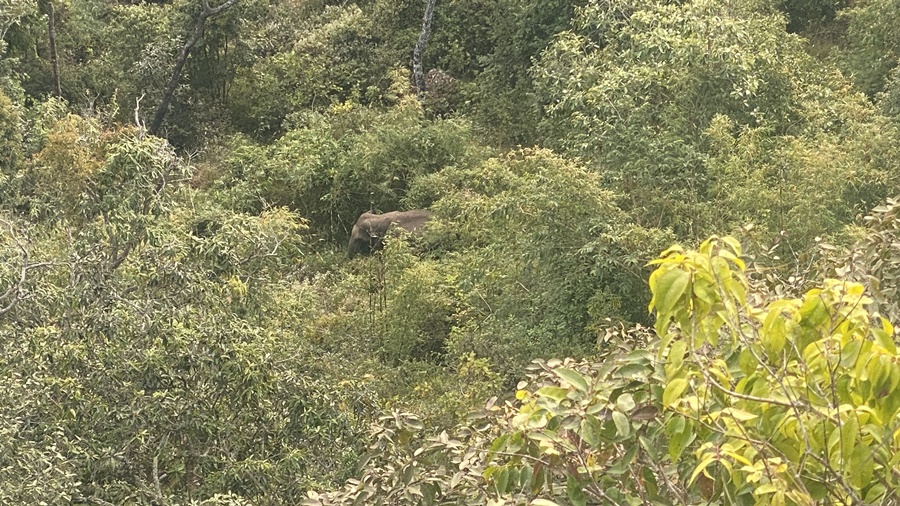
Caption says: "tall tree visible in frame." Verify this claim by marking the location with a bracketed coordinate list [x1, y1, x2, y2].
[412, 0, 438, 101]
[41, 0, 61, 97]
[149, 0, 238, 136]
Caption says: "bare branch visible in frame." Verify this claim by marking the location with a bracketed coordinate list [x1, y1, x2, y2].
[202, 0, 238, 17]
[0, 219, 54, 316]
[149, 0, 239, 135]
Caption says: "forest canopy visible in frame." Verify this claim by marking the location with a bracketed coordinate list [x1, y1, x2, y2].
[1, 0, 899, 504]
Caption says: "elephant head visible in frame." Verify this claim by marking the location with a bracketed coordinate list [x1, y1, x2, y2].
[348, 210, 433, 258]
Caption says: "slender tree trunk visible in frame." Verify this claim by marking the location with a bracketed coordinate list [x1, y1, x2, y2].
[45, 0, 62, 97]
[412, 0, 438, 102]
[148, 0, 238, 136]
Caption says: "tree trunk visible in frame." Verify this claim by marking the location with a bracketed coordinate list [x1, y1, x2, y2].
[148, 0, 238, 136]
[412, 0, 438, 102]
[45, 0, 62, 97]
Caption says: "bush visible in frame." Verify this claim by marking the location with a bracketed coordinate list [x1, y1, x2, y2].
[535, 0, 900, 247]
[407, 148, 668, 377]
[215, 102, 489, 244]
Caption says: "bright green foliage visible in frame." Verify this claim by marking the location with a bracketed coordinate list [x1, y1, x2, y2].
[0, 119, 373, 503]
[315, 237, 900, 504]
[535, 0, 900, 245]
[376, 242, 456, 365]
[22, 113, 104, 218]
[486, 351, 672, 505]
[702, 96, 900, 250]
[652, 236, 900, 504]
[300, 410, 498, 506]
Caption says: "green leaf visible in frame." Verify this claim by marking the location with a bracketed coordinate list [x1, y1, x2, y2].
[616, 393, 636, 412]
[761, 311, 787, 357]
[692, 279, 718, 306]
[689, 455, 716, 485]
[612, 410, 630, 437]
[530, 500, 560, 506]
[840, 339, 863, 368]
[738, 348, 757, 376]
[665, 340, 687, 378]
[755, 483, 778, 495]
[536, 386, 569, 403]
[863, 484, 887, 504]
[840, 413, 859, 463]
[662, 378, 688, 407]
[580, 415, 602, 447]
[554, 368, 589, 393]
[721, 408, 758, 422]
[566, 475, 587, 506]
[495, 468, 510, 494]
[652, 268, 691, 314]
[608, 437, 639, 476]
[721, 235, 742, 257]
[490, 434, 509, 453]
[872, 319, 897, 353]
[849, 444, 874, 489]
[667, 417, 694, 461]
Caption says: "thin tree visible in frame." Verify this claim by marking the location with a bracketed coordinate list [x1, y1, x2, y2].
[41, 0, 61, 97]
[148, 0, 238, 136]
[412, 0, 438, 101]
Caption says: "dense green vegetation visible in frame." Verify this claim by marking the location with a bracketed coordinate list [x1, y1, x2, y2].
[1, 0, 899, 504]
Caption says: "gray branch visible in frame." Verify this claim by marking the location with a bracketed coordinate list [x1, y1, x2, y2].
[148, 0, 239, 135]
[0, 219, 54, 316]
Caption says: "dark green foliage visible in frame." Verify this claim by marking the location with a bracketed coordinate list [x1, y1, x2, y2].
[840, 0, 900, 97]
[228, 4, 398, 138]
[465, 0, 585, 146]
[777, 0, 847, 32]
[0, 89, 21, 177]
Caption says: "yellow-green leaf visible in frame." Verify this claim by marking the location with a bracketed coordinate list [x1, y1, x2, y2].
[665, 340, 687, 379]
[652, 268, 691, 314]
[535, 386, 569, 403]
[612, 410, 631, 437]
[689, 455, 716, 485]
[663, 378, 689, 407]
[849, 444, 874, 489]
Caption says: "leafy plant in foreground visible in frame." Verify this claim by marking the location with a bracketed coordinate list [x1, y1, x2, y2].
[650, 237, 900, 504]
[312, 236, 900, 505]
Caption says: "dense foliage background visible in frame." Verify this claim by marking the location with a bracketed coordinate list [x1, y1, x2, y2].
[1, 0, 899, 504]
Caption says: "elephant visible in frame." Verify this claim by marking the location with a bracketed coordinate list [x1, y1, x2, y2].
[348, 210, 433, 258]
